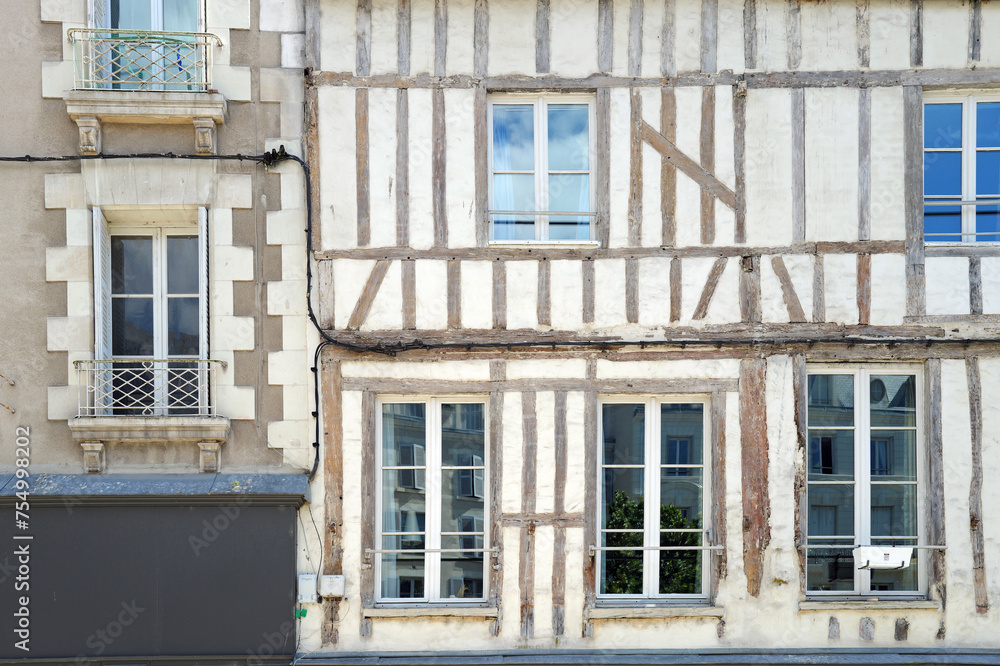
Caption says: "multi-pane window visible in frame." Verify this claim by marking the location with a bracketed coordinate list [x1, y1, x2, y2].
[598, 398, 711, 600]
[805, 368, 923, 596]
[377, 398, 488, 602]
[924, 95, 1000, 242]
[489, 95, 595, 242]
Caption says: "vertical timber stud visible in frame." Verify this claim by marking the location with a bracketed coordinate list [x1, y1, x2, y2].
[966, 357, 989, 613]
[520, 392, 538, 639]
[701, 0, 717, 74]
[321, 358, 344, 645]
[812, 254, 825, 323]
[582, 360, 598, 637]
[597, 89, 612, 248]
[625, 257, 639, 323]
[538, 260, 552, 327]
[359, 390, 376, 636]
[859, 88, 872, 241]
[740, 358, 769, 597]
[629, 90, 643, 247]
[970, 257, 983, 315]
[739, 255, 761, 324]
[536, 0, 550, 73]
[493, 260, 507, 329]
[583, 260, 596, 324]
[402, 259, 416, 329]
[357, 0, 372, 75]
[447, 259, 461, 329]
[904, 86, 925, 317]
[711, 388, 728, 584]
[786, 0, 801, 70]
[700, 86, 716, 244]
[356, 88, 371, 247]
[743, 0, 757, 71]
[434, 0, 447, 76]
[317, 260, 336, 329]
[791, 88, 806, 243]
[970, 0, 982, 63]
[733, 81, 747, 244]
[669, 257, 682, 322]
[792, 354, 808, 592]
[662, 0, 676, 78]
[475, 86, 489, 246]
[628, 0, 643, 77]
[552, 391, 568, 637]
[433, 89, 448, 248]
[662, 87, 678, 246]
[857, 253, 871, 325]
[856, 0, 870, 68]
[489, 361, 506, 636]
[305, 81, 322, 250]
[474, 0, 489, 77]
[398, 0, 411, 75]
[396, 89, 410, 246]
[598, 0, 613, 73]
[927, 358, 947, 607]
[910, 0, 923, 67]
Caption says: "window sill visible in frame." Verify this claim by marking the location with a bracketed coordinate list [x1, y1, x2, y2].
[364, 605, 498, 618]
[587, 605, 723, 620]
[69, 415, 231, 444]
[798, 600, 940, 612]
[487, 241, 600, 250]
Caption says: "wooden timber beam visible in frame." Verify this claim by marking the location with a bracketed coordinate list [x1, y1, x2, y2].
[640, 121, 737, 210]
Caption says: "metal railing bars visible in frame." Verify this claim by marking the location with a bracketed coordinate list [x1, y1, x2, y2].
[74, 358, 224, 417]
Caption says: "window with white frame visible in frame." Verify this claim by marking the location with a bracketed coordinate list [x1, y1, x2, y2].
[598, 398, 711, 600]
[805, 367, 924, 596]
[92, 208, 209, 416]
[924, 95, 1000, 242]
[488, 95, 595, 243]
[377, 398, 488, 602]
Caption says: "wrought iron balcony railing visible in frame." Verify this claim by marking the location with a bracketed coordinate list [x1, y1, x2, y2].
[74, 359, 225, 418]
[69, 28, 221, 92]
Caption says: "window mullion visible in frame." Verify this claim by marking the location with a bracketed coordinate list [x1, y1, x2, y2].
[428, 398, 442, 601]
[964, 98, 976, 242]
[646, 398, 659, 598]
[857, 370, 871, 594]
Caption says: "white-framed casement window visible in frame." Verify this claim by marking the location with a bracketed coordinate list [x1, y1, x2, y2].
[377, 397, 489, 603]
[95, 0, 200, 31]
[598, 397, 711, 601]
[92, 207, 209, 416]
[805, 366, 925, 597]
[488, 94, 596, 243]
[924, 94, 1000, 243]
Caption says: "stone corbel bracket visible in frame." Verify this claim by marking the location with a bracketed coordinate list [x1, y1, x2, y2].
[65, 90, 227, 155]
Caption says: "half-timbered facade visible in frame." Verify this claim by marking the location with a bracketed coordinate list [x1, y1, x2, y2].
[302, 0, 999, 661]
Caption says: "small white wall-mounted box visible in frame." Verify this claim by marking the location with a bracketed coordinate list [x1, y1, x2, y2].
[297, 573, 318, 603]
[319, 574, 346, 598]
[853, 546, 914, 570]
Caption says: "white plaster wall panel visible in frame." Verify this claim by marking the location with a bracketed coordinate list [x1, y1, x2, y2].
[869, 87, 906, 241]
[339, 391, 364, 625]
[213, 245, 254, 282]
[868, 0, 910, 70]
[869, 254, 906, 325]
[596, 358, 740, 379]
[408, 89, 435, 250]
[798, 1, 856, 71]
[506, 260, 539, 330]
[979, 2, 1000, 67]
[563, 526, 586, 632]
[333, 259, 375, 328]
[745, 89, 793, 247]
[714, 85, 736, 191]
[362, 260, 403, 330]
[502, 393, 524, 514]
[673, 0, 701, 73]
[673, 87, 703, 248]
[715, 205, 735, 248]
[46, 317, 89, 352]
[282, 244, 306, 281]
[415, 259, 449, 329]
[718, 389, 745, 605]
[320, 0, 357, 71]
[533, 524, 555, 639]
[446, 89, 477, 248]
[550, 0, 599, 77]
[611, 0, 631, 77]
[212, 65, 252, 102]
[370, 0, 398, 75]
[978, 359, 1000, 607]
[319, 88, 357, 250]
[637, 257, 671, 327]
[608, 88, 631, 248]
[41, 60, 74, 100]
[535, 391, 556, 515]
[705, 256, 740, 324]
[44, 174, 86, 210]
[45, 246, 90, 283]
[760, 257, 789, 324]
[267, 279, 306, 316]
[66, 282, 92, 318]
[343, 359, 491, 379]
[578, 611, 722, 646]
[679, 255, 714, 321]
[939, 360, 975, 627]
[594, 258, 627, 328]
[368, 89, 398, 248]
[216, 385, 255, 420]
[507, 359, 587, 380]
[564, 391, 587, 513]
[446, 0, 476, 75]
[267, 350, 307, 386]
[640, 87, 662, 248]
[982, 258, 1000, 314]
[260, 0, 303, 31]
[822, 253, 858, 324]
[460, 260, 494, 329]
[805, 88, 859, 243]
[409, 0, 436, 74]
[922, 0, 969, 70]
[487, 0, 535, 76]
[925, 256, 970, 316]
[780, 253, 812, 321]
[500, 525, 522, 637]
[213, 315, 255, 350]
[549, 260, 583, 331]
[281, 34, 305, 69]
[716, 0, 745, 75]
[755, 0, 787, 72]
[639, 0, 665, 77]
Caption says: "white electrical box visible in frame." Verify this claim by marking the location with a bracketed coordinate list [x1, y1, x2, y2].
[319, 574, 346, 598]
[297, 573, 318, 603]
[853, 546, 914, 570]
